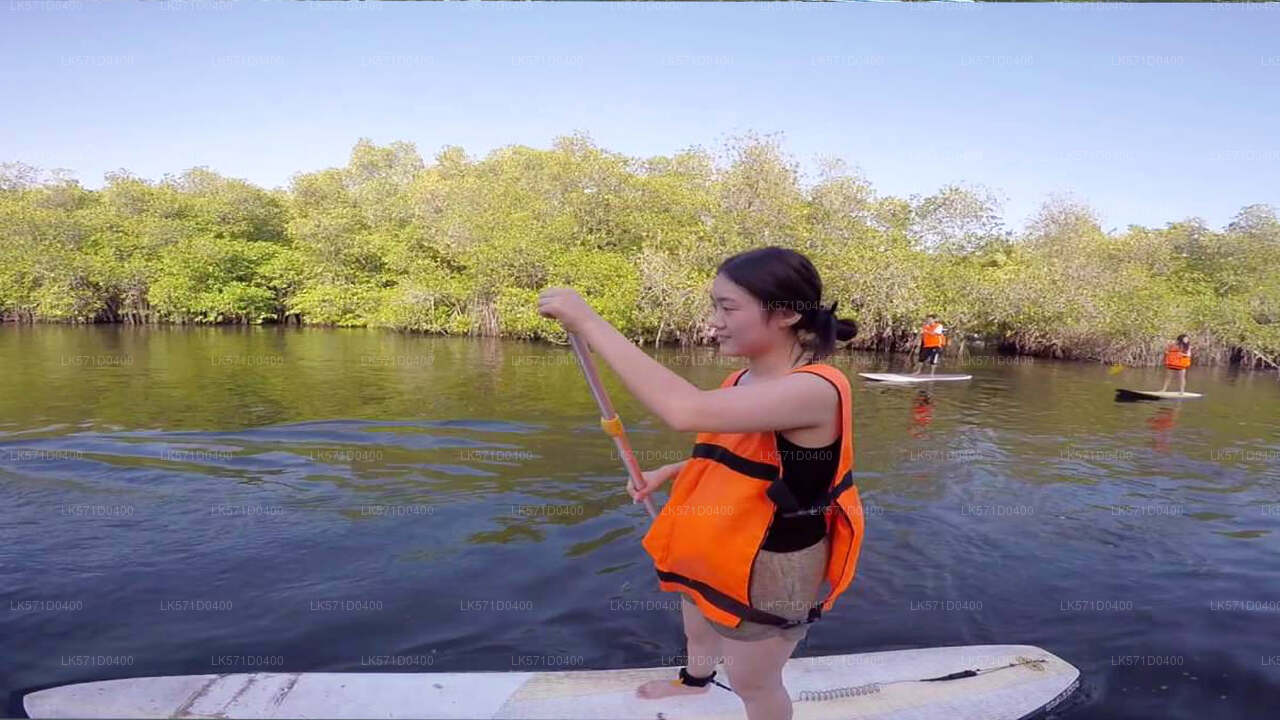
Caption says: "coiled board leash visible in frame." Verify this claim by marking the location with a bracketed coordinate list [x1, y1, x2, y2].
[796, 656, 1050, 702]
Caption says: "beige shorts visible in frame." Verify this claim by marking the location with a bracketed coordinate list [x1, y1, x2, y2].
[682, 536, 829, 643]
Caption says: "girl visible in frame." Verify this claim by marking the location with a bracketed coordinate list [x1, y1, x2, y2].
[538, 246, 864, 720]
[1159, 334, 1192, 394]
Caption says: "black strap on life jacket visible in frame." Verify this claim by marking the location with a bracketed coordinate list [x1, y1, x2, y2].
[655, 569, 827, 629]
[732, 601, 823, 629]
[690, 442, 779, 482]
[771, 469, 854, 518]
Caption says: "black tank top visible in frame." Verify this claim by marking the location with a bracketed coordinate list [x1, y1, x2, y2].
[732, 369, 838, 552]
[761, 431, 839, 552]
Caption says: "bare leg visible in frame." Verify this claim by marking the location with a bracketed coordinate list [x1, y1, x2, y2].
[1160, 369, 1171, 392]
[636, 598, 725, 699]
[721, 631, 804, 720]
[1178, 369, 1186, 394]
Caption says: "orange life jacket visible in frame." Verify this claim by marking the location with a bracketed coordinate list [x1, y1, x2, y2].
[922, 321, 946, 348]
[1165, 344, 1190, 370]
[640, 363, 864, 630]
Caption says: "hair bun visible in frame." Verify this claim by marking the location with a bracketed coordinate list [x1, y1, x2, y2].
[835, 317, 857, 342]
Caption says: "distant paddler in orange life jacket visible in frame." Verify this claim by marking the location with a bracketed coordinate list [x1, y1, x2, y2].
[911, 313, 948, 376]
[537, 246, 863, 719]
[1159, 334, 1192, 395]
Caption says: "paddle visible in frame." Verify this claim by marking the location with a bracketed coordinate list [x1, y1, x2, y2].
[566, 332, 658, 519]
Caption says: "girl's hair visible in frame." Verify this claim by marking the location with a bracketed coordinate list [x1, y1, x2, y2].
[716, 246, 858, 364]
[1176, 334, 1190, 350]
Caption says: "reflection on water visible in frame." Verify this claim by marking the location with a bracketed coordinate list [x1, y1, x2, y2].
[1147, 406, 1180, 454]
[1, 325, 1278, 718]
[909, 389, 933, 438]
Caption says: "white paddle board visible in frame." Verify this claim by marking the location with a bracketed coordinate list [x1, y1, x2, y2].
[25, 644, 1078, 720]
[1114, 388, 1203, 401]
[859, 372, 972, 383]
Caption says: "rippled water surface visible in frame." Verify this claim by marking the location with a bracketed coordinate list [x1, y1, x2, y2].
[3, 325, 1278, 718]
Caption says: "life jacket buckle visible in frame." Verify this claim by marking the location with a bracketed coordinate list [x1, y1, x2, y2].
[780, 605, 823, 629]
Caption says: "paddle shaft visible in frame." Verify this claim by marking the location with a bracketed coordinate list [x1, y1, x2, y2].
[566, 332, 658, 518]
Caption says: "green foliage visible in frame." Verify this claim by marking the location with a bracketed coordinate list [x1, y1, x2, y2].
[149, 235, 280, 323]
[2, 136, 1277, 367]
[543, 249, 642, 341]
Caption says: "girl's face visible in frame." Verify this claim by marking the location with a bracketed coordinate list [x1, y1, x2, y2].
[708, 273, 797, 357]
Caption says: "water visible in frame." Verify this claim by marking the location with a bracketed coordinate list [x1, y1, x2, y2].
[2, 325, 1278, 718]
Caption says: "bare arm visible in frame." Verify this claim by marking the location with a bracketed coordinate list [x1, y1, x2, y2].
[580, 316, 836, 434]
[661, 460, 688, 478]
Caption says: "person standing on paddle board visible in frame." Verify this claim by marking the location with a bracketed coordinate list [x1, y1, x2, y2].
[910, 314, 947, 375]
[538, 246, 863, 720]
[1159, 334, 1192, 394]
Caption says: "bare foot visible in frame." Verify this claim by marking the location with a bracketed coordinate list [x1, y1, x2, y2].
[635, 675, 711, 699]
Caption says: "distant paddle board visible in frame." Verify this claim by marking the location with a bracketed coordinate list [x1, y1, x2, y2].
[25, 644, 1078, 720]
[1114, 389, 1204, 402]
[859, 372, 972, 383]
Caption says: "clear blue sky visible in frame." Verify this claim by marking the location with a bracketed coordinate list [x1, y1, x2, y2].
[3, 1, 1278, 233]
